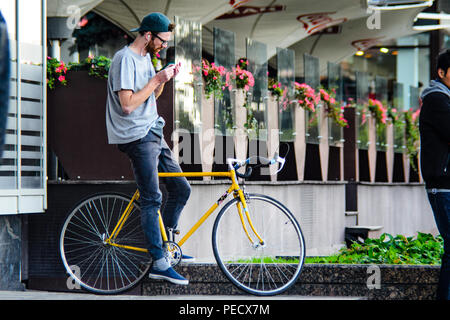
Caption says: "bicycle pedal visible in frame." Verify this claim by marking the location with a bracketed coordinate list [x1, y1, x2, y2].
[166, 228, 180, 242]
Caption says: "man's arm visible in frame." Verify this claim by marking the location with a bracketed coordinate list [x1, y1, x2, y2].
[119, 65, 176, 114]
[154, 82, 165, 99]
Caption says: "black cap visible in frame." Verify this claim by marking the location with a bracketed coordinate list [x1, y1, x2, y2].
[130, 12, 171, 33]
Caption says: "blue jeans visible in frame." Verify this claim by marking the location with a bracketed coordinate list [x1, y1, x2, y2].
[119, 131, 191, 261]
[427, 190, 450, 300]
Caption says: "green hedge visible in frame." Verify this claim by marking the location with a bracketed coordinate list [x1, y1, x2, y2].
[306, 233, 443, 265]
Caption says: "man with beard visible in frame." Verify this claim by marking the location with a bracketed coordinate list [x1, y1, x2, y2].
[106, 12, 192, 285]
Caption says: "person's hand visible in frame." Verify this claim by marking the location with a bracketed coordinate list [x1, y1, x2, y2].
[156, 65, 176, 83]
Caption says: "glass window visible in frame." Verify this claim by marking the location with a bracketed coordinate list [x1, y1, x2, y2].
[174, 16, 202, 134]
[246, 39, 268, 141]
[304, 53, 320, 144]
[375, 76, 388, 151]
[0, 1, 17, 189]
[327, 62, 344, 145]
[0, 0, 46, 213]
[213, 27, 235, 136]
[393, 82, 405, 153]
[19, 0, 44, 189]
[277, 47, 295, 142]
[356, 71, 370, 150]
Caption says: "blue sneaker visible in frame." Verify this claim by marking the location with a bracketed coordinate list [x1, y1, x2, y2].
[148, 267, 189, 285]
[181, 254, 196, 263]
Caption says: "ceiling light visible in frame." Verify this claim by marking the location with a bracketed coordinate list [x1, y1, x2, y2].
[355, 51, 364, 56]
[380, 47, 389, 53]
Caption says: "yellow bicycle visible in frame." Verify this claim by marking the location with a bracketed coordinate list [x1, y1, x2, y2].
[59, 153, 306, 296]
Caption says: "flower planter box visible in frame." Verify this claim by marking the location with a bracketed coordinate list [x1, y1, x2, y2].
[142, 263, 440, 300]
[47, 70, 133, 180]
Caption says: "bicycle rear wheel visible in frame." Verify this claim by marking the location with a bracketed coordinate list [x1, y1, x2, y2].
[60, 192, 151, 294]
[212, 193, 305, 296]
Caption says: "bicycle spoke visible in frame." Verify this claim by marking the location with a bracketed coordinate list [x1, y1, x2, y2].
[60, 193, 151, 294]
[213, 194, 305, 295]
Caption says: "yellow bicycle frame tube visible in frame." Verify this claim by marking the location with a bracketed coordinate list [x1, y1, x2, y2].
[106, 169, 264, 251]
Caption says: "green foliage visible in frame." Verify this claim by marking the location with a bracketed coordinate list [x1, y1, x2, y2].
[68, 55, 111, 79]
[202, 58, 227, 99]
[404, 109, 421, 172]
[305, 233, 443, 265]
[46, 55, 111, 89]
[46, 57, 68, 90]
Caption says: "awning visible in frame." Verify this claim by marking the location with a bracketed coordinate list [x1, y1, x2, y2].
[47, 0, 103, 17]
[46, 0, 435, 74]
[286, 5, 428, 76]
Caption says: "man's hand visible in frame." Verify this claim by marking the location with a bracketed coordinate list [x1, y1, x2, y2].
[156, 62, 182, 83]
[156, 64, 176, 83]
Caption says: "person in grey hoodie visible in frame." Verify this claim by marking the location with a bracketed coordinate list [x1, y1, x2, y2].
[419, 48, 450, 300]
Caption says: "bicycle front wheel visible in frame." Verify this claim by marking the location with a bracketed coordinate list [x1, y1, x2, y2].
[60, 192, 151, 294]
[212, 193, 305, 296]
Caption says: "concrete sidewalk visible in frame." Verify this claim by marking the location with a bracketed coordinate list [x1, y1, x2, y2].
[0, 289, 364, 300]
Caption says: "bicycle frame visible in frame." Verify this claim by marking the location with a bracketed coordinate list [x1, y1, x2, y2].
[104, 168, 264, 253]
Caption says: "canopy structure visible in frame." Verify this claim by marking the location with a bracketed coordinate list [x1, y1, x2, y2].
[47, 0, 103, 17]
[47, 0, 440, 74]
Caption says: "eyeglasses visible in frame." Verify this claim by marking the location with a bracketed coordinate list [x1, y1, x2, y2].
[151, 33, 169, 46]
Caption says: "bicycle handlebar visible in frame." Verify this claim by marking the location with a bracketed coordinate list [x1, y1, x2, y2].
[227, 153, 286, 179]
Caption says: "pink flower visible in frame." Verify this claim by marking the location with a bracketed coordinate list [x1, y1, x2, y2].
[78, 17, 89, 28]
[58, 75, 65, 82]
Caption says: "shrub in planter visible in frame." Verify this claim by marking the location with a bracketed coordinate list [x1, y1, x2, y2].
[306, 233, 443, 265]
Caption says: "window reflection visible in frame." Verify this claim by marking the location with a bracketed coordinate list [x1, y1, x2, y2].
[246, 39, 268, 140]
[277, 47, 295, 142]
[174, 16, 202, 133]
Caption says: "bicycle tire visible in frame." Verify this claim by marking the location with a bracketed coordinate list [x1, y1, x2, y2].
[212, 193, 305, 296]
[60, 192, 151, 294]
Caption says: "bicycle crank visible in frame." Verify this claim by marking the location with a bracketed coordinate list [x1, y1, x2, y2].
[164, 241, 182, 267]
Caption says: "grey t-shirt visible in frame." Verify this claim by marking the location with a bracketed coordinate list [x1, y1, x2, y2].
[106, 46, 164, 144]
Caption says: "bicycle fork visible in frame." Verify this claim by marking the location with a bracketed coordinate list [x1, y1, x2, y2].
[234, 189, 265, 248]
